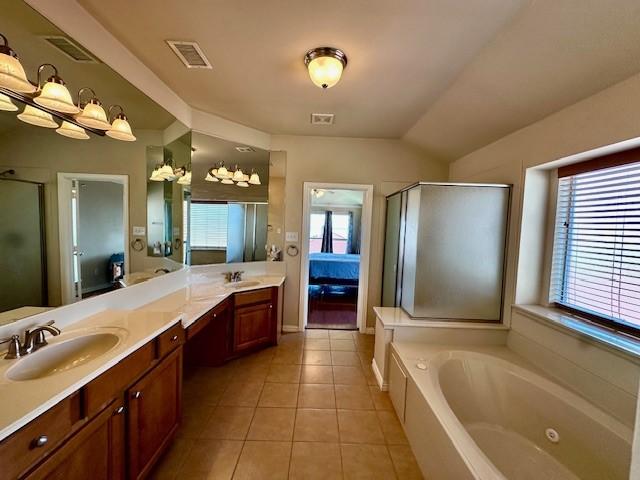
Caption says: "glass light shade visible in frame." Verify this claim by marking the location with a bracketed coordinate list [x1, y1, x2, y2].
[205, 171, 219, 182]
[248, 172, 261, 185]
[106, 116, 136, 141]
[307, 56, 343, 89]
[17, 105, 58, 128]
[236, 181, 249, 188]
[34, 80, 80, 114]
[157, 164, 175, 180]
[149, 168, 164, 181]
[177, 171, 191, 185]
[243, 174, 250, 181]
[215, 165, 228, 179]
[56, 121, 89, 140]
[75, 100, 111, 130]
[221, 178, 234, 185]
[0, 92, 17, 111]
[0, 52, 36, 93]
[232, 169, 244, 182]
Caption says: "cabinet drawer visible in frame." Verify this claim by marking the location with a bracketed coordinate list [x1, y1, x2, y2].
[157, 323, 185, 358]
[234, 288, 273, 307]
[84, 342, 154, 418]
[0, 392, 82, 480]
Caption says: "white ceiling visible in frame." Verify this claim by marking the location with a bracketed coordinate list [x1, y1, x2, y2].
[77, 0, 640, 160]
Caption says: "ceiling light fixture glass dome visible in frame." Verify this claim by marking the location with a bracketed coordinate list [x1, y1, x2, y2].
[205, 169, 219, 182]
[221, 177, 234, 185]
[75, 88, 111, 130]
[0, 92, 17, 111]
[56, 121, 89, 140]
[33, 64, 80, 114]
[0, 34, 36, 93]
[106, 105, 136, 141]
[248, 171, 261, 185]
[17, 105, 58, 128]
[304, 47, 347, 89]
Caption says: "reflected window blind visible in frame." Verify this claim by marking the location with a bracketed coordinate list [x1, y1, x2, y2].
[189, 203, 228, 248]
[550, 162, 640, 331]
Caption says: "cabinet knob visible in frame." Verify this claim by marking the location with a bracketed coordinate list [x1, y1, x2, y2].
[170, 335, 179, 342]
[269, 304, 273, 309]
[31, 435, 48, 448]
[132, 391, 143, 399]
[213, 313, 217, 318]
[113, 405, 125, 415]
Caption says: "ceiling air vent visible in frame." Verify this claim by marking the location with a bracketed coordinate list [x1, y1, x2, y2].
[311, 113, 334, 125]
[42, 36, 98, 63]
[235, 146, 255, 153]
[166, 40, 212, 69]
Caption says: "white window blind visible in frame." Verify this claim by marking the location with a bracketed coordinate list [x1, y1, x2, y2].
[189, 203, 228, 248]
[550, 162, 640, 331]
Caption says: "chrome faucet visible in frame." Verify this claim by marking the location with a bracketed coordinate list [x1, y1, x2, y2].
[223, 271, 244, 283]
[0, 321, 61, 359]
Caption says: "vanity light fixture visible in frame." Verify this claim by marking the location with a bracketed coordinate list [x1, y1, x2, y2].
[232, 166, 245, 182]
[0, 92, 17, 111]
[303, 47, 347, 89]
[106, 105, 136, 141]
[17, 104, 58, 128]
[56, 121, 89, 140]
[75, 87, 112, 130]
[215, 163, 229, 179]
[205, 168, 219, 182]
[177, 170, 191, 185]
[236, 181, 249, 188]
[248, 171, 261, 185]
[33, 64, 80, 114]
[221, 177, 234, 185]
[149, 165, 163, 181]
[0, 34, 36, 93]
[157, 163, 176, 181]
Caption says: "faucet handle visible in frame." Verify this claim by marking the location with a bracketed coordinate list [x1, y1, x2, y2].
[0, 335, 22, 359]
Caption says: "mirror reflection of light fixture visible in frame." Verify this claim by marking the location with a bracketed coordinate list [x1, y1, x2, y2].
[236, 181, 249, 188]
[303, 47, 347, 89]
[75, 87, 111, 130]
[56, 121, 89, 140]
[221, 177, 234, 185]
[248, 171, 261, 185]
[106, 105, 136, 141]
[0, 92, 17, 111]
[205, 169, 219, 182]
[17, 104, 58, 128]
[312, 188, 326, 198]
[215, 163, 229, 179]
[33, 64, 80, 114]
[149, 165, 163, 181]
[0, 34, 36, 93]
[157, 164, 176, 181]
[177, 170, 191, 185]
[232, 166, 244, 182]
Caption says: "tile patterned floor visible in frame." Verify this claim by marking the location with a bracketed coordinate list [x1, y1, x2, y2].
[151, 330, 424, 480]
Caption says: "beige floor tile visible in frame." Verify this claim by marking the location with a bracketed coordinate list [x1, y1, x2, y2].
[272, 348, 303, 365]
[329, 330, 354, 339]
[305, 329, 329, 338]
[177, 439, 243, 480]
[341, 443, 397, 480]
[230, 363, 269, 383]
[183, 381, 226, 406]
[202, 406, 255, 440]
[301, 365, 334, 384]
[335, 385, 375, 410]
[331, 351, 361, 366]
[302, 350, 332, 365]
[330, 339, 356, 351]
[232, 441, 292, 480]
[333, 366, 366, 385]
[247, 407, 296, 441]
[337, 410, 385, 444]
[304, 338, 331, 350]
[289, 441, 342, 480]
[258, 383, 299, 407]
[362, 363, 379, 386]
[298, 384, 336, 409]
[149, 438, 193, 479]
[219, 382, 264, 407]
[294, 408, 339, 442]
[388, 445, 424, 480]
[280, 332, 305, 344]
[377, 411, 409, 445]
[177, 404, 216, 439]
[369, 386, 394, 411]
[358, 350, 374, 364]
[266, 364, 301, 383]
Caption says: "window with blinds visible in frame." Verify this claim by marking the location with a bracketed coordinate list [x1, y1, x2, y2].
[550, 161, 640, 334]
[189, 202, 228, 249]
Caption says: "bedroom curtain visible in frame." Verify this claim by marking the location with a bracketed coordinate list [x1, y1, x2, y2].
[321, 211, 333, 253]
[346, 211, 360, 254]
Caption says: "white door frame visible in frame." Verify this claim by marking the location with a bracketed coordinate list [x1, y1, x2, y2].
[298, 182, 374, 333]
[57, 173, 129, 304]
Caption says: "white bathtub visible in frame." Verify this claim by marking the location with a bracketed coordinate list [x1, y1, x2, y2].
[389, 344, 633, 480]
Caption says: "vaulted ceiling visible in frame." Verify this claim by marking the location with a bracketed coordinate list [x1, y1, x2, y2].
[78, 0, 640, 160]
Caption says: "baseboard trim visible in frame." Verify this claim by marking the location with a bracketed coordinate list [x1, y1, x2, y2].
[371, 358, 388, 391]
[282, 325, 299, 333]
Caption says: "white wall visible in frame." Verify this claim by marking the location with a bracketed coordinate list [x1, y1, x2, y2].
[271, 135, 448, 330]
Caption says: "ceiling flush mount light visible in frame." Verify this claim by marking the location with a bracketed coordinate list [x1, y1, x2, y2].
[304, 47, 347, 89]
[106, 105, 136, 141]
[33, 64, 80, 114]
[56, 121, 89, 140]
[17, 104, 58, 128]
[0, 34, 36, 93]
[0, 92, 17, 111]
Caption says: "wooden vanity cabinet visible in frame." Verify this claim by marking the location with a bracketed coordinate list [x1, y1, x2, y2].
[232, 288, 277, 355]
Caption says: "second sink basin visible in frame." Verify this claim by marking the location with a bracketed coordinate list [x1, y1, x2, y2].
[6, 332, 121, 381]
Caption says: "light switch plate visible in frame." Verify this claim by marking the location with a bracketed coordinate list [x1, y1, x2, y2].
[173, 227, 180, 236]
[285, 231, 299, 242]
[132, 226, 146, 236]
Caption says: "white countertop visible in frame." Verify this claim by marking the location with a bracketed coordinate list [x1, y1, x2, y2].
[373, 306, 509, 330]
[0, 273, 285, 442]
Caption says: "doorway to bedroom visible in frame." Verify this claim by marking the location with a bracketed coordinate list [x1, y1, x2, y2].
[299, 183, 373, 332]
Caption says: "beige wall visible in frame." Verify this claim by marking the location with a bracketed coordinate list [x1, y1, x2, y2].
[0, 126, 162, 306]
[271, 135, 447, 329]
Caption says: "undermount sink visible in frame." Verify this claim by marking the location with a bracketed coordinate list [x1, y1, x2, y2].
[224, 280, 262, 289]
[6, 332, 120, 381]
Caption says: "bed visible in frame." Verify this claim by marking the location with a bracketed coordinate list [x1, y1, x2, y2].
[309, 252, 360, 283]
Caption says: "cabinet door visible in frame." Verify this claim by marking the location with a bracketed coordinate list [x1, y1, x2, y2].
[24, 401, 126, 480]
[233, 302, 273, 353]
[127, 348, 182, 480]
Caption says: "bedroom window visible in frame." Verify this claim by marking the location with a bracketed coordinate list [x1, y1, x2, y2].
[309, 212, 351, 253]
[549, 156, 640, 336]
[189, 202, 228, 249]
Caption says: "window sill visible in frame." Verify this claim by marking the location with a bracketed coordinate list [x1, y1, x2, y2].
[513, 304, 640, 361]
